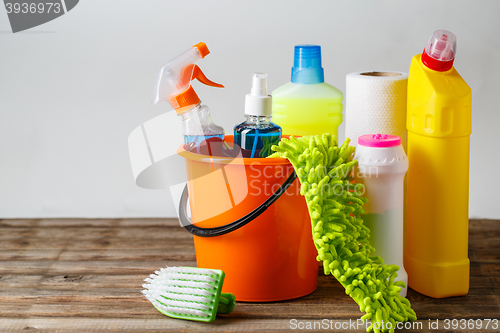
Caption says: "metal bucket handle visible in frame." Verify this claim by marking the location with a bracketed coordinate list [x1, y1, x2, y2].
[179, 171, 297, 237]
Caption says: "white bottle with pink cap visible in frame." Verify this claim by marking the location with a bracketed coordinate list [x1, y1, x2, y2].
[354, 134, 408, 297]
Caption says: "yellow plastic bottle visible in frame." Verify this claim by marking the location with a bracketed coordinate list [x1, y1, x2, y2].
[405, 30, 472, 298]
[272, 45, 343, 138]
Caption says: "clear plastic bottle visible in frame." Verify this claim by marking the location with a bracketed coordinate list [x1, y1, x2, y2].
[234, 115, 282, 158]
[180, 102, 224, 149]
[272, 45, 343, 138]
[234, 73, 282, 158]
[151, 42, 225, 152]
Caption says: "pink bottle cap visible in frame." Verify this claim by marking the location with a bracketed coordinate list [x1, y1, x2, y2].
[358, 134, 401, 148]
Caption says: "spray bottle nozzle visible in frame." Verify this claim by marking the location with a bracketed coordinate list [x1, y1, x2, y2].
[151, 42, 224, 113]
[184, 64, 224, 89]
[250, 73, 268, 96]
[170, 64, 224, 112]
[245, 73, 272, 116]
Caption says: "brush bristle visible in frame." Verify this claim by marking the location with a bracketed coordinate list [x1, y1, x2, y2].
[142, 266, 220, 319]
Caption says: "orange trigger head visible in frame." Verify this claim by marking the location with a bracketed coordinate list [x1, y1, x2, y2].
[194, 42, 210, 58]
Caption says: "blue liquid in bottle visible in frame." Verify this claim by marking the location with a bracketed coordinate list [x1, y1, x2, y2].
[184, 134, 225, 155]
[234, 115, 282, 158]
[181, 103, 225, 155]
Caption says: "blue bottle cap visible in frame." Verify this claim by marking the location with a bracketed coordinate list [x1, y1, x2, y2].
[291, 45, 324, 84]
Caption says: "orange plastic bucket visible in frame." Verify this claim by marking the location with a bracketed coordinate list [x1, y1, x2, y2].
[177, 136, 318, 302]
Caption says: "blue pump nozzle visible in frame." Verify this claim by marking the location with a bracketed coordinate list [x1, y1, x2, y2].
[291, 45, 324, 84]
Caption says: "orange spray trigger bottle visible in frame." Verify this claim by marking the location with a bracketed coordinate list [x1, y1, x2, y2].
[151, 42, 225, 149]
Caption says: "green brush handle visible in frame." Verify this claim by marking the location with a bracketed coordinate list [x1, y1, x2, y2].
[216, 293, 236, 314]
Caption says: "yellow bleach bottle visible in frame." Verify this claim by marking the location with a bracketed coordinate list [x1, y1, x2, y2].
[272, 45, 343, 138]
[405, 30, 472, 298]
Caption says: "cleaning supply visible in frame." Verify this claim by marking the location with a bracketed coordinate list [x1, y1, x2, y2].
[142, 266, 235, 322]
[354, 134, 408, 297]
[151, 42, 225, 151]
[177, 135, 318, 302]
[405, 30, 472, 298]
[272, 45, 343, 138]
[345, 72, 408, 150]
[234, 73, 282, 158]
[269, 134, 416, 332]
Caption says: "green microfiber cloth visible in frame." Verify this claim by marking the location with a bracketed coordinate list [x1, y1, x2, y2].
[268, 134, 416, 333]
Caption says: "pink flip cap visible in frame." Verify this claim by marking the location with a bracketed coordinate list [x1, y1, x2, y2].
[358, 134, 401, 148]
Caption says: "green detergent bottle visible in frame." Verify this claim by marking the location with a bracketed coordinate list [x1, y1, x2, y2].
[272, 45, 343, 138]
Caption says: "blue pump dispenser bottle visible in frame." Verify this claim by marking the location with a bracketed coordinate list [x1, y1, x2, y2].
[234, 73, 281, 158]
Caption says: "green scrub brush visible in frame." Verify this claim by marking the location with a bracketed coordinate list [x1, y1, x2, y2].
[269, 134, 416, 333]
[142, 266, 236, 322]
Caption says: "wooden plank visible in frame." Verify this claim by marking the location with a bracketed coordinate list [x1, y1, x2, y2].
[470, 250, 500, 263]
[0, 318, 364, 333]
[0, 237, 194, 250]
[0, 302, 363, 320]
[1, 273, 493, 292]
[0, 218, 180, 228]
[0, 227, 190, 240]
[56, 249, 196, 262]
[0, 250, 61, 261]
[469, 219, 500, 231]
[0, 261, 52, 275]
[0, 260, 197, 275]
[0, 275, 142, 289]
[0, 219, 40, 228]
[0, 249, 196, 262]
[1, 318, 499, 333]
[0, 285, 497, 319]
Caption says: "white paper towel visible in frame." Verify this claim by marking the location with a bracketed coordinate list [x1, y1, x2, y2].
[345, 71, 408, 150]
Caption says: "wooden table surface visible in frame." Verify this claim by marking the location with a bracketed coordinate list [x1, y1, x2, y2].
[0, 218, 499, 332]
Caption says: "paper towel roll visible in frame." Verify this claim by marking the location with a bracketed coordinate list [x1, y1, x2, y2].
[345, 71, 408, 150]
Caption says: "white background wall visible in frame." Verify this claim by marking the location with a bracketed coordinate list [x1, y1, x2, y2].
[1, 0, 499, 219]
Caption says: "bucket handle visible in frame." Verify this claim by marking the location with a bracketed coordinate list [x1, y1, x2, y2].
[179, 171, 297, 237]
